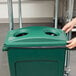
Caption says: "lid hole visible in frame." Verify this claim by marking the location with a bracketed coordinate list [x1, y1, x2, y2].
[45, 32, 57, 36]
[16, 33, 28, 37]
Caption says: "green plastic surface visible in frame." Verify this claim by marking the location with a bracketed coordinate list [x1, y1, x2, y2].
[8, 48, 66, 76]
[3, 26, 67, 51]
[3, 26, 67, 76]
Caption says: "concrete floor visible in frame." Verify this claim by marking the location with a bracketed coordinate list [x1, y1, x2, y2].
[0, 24, 76, 76]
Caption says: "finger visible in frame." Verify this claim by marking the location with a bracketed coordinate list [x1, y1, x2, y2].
[67, 40, 73, 43]
[66, 43, 73, 47]
[68, 45, 75, 49]
[66, 42, 76, 49]
[66, 45, 73, 49]
[62, 25, 68, 31]
[63, 28, 69, 33]
[62, 22, 71, 30]
[62, 25, 71, 33]
[65, 26, 73, 33]
[68, 46, 73, 49]
[62, 28, 69, 33]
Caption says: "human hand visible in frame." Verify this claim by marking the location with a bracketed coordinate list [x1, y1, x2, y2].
[66, 37, 76, 49]
[62, 18, 76, 33]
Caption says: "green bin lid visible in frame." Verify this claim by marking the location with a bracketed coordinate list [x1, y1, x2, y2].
[3, 26, 67, 51]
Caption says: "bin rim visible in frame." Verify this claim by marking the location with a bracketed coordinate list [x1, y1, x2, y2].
[3, 26, 68, 51]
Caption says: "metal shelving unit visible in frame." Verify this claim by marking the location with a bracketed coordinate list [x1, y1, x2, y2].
[7, 1, 75, 76]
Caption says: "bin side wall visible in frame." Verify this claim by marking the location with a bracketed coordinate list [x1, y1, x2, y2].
[7, 48, 66, 76]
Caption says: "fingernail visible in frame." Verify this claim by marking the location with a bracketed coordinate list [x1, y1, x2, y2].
[66, 31, 68, 33]
[66, 45, 68, 47]
[66, 41, 69, 43]
[69, 47, 72, 49]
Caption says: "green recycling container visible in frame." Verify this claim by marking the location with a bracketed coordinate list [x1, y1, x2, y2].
[3, 26, 67, 76]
